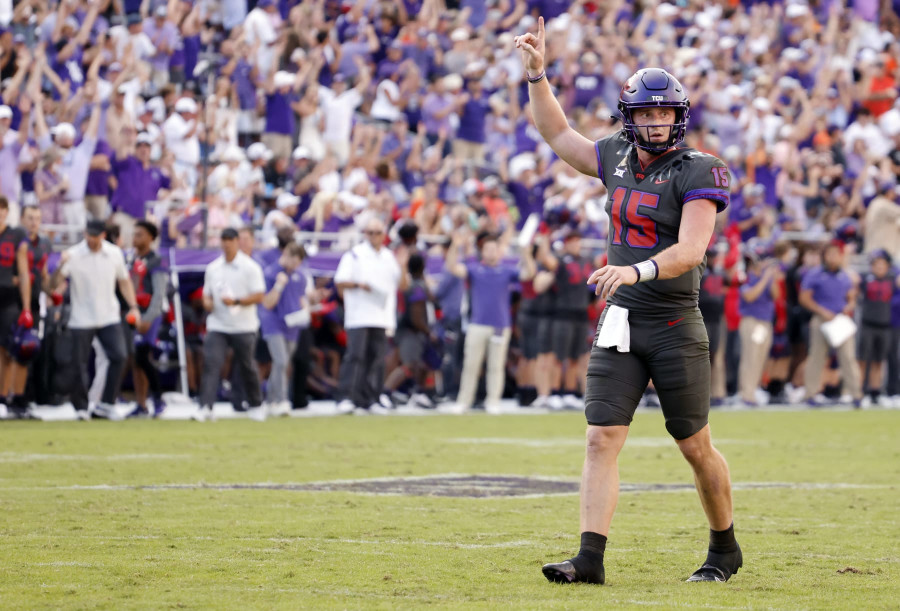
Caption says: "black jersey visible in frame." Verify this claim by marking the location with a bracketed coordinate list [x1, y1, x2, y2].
[129, 250, 164, 314]
[860, 272, 895, 327]
[0, 225, 26, 297]
[26, 234, 51, 303]
[554, 254, 593, 316]
[595, 130, 730, 314]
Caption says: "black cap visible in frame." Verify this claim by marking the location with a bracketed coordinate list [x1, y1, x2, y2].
[221, 227, 239, 240]
[86, 219, 107, 236]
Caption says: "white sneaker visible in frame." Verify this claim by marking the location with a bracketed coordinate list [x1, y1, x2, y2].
[530, 395, 549, 409]
[94, 403, 124, 422]
[335, 400, 356, 415]
[562, 394, 583, 410]
[369, 403, 392, 415]
[75, 409, 92, 421]
[409, 393, 435, 409]
[267, 401, 291, 417]
[484, 402, 505, 415]
[547, 395, 565, 411]
[0, 404, 7, 420]
[786, 384, 806, 404]
[754, 388, 770, 406]
[440, 402, 469, 415]
[246, 406, 267, 422]
[378, 393, 395, 409]
[192, 406, 213, 422]
[877, 394, 894, 408]
[892, 396, 900, 409]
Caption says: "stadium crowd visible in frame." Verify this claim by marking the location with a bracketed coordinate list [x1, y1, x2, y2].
[0, 0, 899, 419]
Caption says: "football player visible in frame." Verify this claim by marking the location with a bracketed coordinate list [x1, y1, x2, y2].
[0, 197, 33, 419]
[516, 18, 741, 584]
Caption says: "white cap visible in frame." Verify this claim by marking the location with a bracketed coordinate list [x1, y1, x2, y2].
[136, 132, 154, 145]
[656, 3, 679, 18]
[509, 153, 536, 181]
[0, 105, 12, 120]
[752, 97, 772, 112]
[174, 97, 198, 113]
[274, 71, 295, 89]
[443, 74, 463, 91]
[450, 28, 469, 42]
[292, 145, 311, 160]
[276, 193, 300, 210]
[247, 142, 273, 161]
[221, 145, 245, 162]
[52, 122, 77, 140]
[146, 97, 166, 122]
[785, 3, 809, 18]
[344, 167, 369, 192]
[290, 48, 306, 63]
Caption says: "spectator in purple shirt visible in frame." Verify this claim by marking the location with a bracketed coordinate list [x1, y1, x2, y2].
[423, 74, 464, 156]
[737, 254, 780, 405]
[799, 241, 863, 406]
[444, 230, 536, 413]
[144, 6, 179, 94]
[263, 70, 301, 161]
[453, 78, 490, 163]
[84, 139, 114, 221]
[571, 53, 605, 110]
[111, 132, 171, 245]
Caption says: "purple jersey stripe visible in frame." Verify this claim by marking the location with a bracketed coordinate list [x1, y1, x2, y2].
[684, 188, 730, 211]
[594, 140, 604, 183]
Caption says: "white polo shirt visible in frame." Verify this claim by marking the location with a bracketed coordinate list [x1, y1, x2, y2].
[61, 240, 128, 329]
[163, 112, 200, 165]
[203, 251, 266, 334]
[334, 241, 401, 330]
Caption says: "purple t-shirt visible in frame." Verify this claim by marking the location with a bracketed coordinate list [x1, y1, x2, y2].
[231, 60, 258, 110]
[573, 73, 605, 109]
[457, 93, 489, 144]
[739, 271, 774, 321]
[801, 266, 853, 315]
[260, 262, 308, 340]
[422, 92, 453, 135]
[143, 18, 179, 73]
[85, 140, 114, 197]
[110, 156, 171, 218]
[466, 261, 520, 328]
[265, 91, 297, 136]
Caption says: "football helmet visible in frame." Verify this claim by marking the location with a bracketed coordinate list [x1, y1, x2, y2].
[618, 68, 690, 153]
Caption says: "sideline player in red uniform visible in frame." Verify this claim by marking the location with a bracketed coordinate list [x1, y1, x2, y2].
[516, 18, 741, 584]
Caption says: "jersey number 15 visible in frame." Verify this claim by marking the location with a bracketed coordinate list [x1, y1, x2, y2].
[609, 187, 659, 249]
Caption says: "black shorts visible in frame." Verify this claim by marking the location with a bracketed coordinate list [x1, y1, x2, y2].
[0, 301, 21, 348]
[396, 328, 425, 365]
[585, 307, 710, 440]
[552, 315, 590, 361]
[858, 324, 890, 362]
[518, 313, 541, 360]
[537, 316, 555, 355]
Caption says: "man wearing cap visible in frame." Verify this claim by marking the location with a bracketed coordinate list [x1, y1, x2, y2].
[261, 192, 299, 247]
[143, 5, 179, 93]
[196, 227, 267, 422]
[320, 57, 370, 167]
[163, 97, 200, 189]
[333, 217, 406, 414]
[263, 70, 300, 160]
[246, 142, 273, 197]
[33, 86, 103, 243]
[799, 241, 864, 407]
[111, 130, 172, 244]
[51, 220, 141, 420]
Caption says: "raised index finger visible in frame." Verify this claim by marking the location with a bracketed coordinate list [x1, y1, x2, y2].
[538, 16, 545, 43]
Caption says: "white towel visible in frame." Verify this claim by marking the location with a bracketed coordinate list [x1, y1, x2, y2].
[820, 314, 856, 348]
[595, 304, 631, 352]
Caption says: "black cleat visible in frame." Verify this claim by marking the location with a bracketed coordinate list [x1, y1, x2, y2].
[687, 545, 742, 582]
[542, 559, 605, 584]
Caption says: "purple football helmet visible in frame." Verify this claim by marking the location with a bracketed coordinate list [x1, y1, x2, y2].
[618, 68, 690, 153]
[10, 325, 41, 364]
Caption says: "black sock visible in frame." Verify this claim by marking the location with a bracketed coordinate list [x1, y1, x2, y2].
[709, 524, 738, 554]
[869, 390, 880, 402]
[569, 531, 606, 582]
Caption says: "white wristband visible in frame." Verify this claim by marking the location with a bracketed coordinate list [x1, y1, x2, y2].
[631, 260, 659, 283]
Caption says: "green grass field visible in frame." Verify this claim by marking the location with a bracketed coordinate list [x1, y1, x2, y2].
[1, 409, 898, 610]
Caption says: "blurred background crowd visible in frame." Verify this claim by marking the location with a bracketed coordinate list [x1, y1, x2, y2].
[1, 0, 900, 419]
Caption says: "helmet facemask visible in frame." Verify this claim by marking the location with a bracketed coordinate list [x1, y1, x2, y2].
[618, 102, 690, 153]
